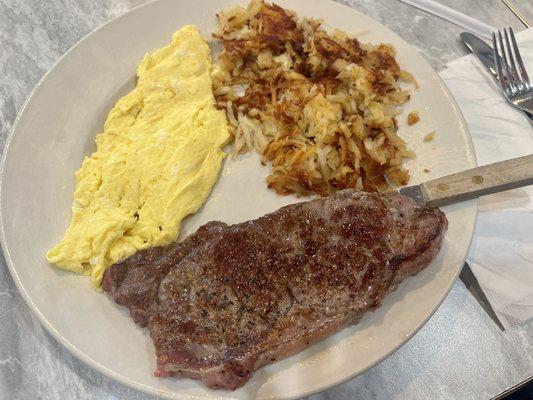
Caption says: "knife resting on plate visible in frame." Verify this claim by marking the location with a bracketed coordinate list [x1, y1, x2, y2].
[404, 154, 533, 331]
[399, 154, 533, 207]
[401, 154, 531, 330]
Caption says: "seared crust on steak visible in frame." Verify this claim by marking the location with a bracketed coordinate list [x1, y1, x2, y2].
[102, 221, 227, 327]
[103, 190, 447, 390]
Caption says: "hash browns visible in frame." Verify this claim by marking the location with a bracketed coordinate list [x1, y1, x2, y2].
[213, 0, 416, 196]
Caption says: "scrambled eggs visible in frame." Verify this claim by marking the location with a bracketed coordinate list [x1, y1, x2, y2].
[46, 25, 229, 288]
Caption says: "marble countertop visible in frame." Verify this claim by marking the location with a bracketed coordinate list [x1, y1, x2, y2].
[1, 1, 532, 399]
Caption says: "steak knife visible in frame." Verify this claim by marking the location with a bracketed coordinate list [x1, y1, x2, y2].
[399, 154, 533, 208]
[400, 154, 533, 331]
[460, 32, 533, 123]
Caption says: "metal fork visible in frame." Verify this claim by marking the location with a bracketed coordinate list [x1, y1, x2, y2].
[493, 28, 533, 115]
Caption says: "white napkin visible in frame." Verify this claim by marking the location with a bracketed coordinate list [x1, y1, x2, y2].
[439, 28, 533, 328]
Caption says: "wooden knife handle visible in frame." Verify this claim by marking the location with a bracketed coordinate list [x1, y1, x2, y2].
[421, 154, 533, 208]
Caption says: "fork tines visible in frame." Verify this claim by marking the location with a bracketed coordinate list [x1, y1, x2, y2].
[492, 28, 531, 94]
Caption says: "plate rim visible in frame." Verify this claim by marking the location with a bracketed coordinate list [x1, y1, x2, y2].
[0, 0, 478, 398]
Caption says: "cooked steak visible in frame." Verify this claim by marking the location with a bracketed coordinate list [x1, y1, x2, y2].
[103, 190, 448, 390]
[102, 221, 227, 327]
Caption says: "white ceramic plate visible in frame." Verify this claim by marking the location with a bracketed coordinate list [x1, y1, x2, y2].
[0, 0, 477, 399]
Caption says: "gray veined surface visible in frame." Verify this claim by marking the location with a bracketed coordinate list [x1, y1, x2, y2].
[0, 0, 532, 399]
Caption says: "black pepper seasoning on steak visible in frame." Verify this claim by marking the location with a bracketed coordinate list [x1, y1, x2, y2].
[103, 190, 447, 390]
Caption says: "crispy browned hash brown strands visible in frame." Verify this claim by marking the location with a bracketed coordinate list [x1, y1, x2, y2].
[212, 0, 417, 196]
